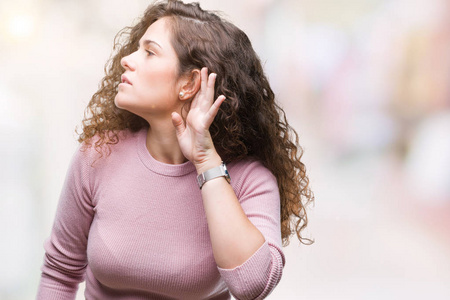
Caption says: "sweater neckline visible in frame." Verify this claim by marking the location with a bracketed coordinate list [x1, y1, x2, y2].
[136, 127, 196, 177]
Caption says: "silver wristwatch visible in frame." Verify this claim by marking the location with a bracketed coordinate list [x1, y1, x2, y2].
[197, 162, 231, 189]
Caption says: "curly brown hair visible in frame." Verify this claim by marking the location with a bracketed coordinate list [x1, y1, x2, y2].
[77, 0, 313, 246]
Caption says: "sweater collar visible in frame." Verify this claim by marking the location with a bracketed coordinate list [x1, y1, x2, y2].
[136, 127, 196, 177]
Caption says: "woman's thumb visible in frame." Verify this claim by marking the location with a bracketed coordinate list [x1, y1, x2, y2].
[171, 112, 185, 137]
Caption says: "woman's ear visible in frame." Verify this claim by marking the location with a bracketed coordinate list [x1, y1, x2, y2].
[178, 69, 201, 100]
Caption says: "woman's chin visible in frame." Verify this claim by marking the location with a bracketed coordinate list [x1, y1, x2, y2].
[114, 97, 144, 118]
[114, 95, 128, 110]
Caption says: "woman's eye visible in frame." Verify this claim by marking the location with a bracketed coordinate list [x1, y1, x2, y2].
[146, 51, 154, 56]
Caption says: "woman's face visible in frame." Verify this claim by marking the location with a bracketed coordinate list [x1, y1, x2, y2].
[114, 17, 182, 119]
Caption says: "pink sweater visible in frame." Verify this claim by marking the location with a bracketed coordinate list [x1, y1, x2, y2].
[37, 127, 285, 300]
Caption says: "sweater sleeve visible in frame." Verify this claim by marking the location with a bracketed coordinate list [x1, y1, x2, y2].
[218, 161, 286, 300]
[37, 145, 95, 300]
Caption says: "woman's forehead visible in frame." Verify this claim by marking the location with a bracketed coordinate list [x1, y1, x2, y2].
[140, 17, 172, 44]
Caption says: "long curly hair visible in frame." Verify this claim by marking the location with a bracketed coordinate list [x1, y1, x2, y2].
[77, 0, 313, 246]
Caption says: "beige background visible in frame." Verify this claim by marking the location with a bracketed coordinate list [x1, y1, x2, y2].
[1, 0, 450, 299]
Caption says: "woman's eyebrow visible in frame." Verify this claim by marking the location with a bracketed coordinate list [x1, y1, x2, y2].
[140, 39, 162, 49]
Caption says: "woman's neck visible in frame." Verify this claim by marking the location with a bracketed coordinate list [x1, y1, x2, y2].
[145, 118, 187, 165]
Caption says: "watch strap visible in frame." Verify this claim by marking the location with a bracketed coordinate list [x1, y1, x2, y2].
[197, 162, 231, 189]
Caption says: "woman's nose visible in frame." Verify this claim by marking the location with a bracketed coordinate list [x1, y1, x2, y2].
[121, 54, 135, 71]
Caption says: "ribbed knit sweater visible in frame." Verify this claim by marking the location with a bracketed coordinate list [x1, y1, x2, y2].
[37, 127, 285, 300]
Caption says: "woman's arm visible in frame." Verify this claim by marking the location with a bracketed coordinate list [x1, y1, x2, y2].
[172, 67, 265, 269]
[37, 145, 95, 299]
[200, 158, 285, 300]
[172, 67, 284, 299]
[196, 155, 266, 269]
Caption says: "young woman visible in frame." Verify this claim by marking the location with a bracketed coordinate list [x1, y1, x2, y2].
[37, 1, 313, 299]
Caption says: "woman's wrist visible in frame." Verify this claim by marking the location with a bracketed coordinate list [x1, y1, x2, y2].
[194, 152, 223, 175]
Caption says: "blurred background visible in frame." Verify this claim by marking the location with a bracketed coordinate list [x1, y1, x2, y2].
[1, 0, 449, 299]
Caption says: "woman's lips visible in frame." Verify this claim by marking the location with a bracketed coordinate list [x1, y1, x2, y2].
[121, 75, 132, 85]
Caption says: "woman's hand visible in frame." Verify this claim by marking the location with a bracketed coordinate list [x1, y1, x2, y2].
[171, 67, 226, 174]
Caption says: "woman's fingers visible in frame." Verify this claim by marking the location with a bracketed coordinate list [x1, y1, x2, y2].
[205, 95, 226, 128]
[187, 67, 225, 128]
[197, 67, 217, 108]
[200, 67, 208, 97]
[205, 72, 216, 106]
[191, 67, 209, 109]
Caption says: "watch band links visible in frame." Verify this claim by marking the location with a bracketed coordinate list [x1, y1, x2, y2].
[197, 162, 231, 189]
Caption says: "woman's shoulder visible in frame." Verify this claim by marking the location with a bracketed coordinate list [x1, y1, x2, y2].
[227, 157, 277, 187]
[227, 157, 280, 202]
[76, 127, 146, 165]
[228, 157, 270, 173]
[81, 128, 143, 146]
